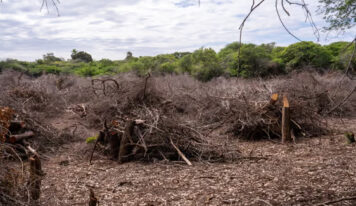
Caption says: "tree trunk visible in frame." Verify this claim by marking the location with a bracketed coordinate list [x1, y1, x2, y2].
[282, 95, 291, 143]
[9, 120, 26, 132]
[89, 188, 98, 206]
[109, 132, 121, 160]
[29, 155, 42, 200]
[118, 120, 135, 163]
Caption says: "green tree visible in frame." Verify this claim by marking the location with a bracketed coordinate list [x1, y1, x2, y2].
[281, 41, 332, 70]
[43, 53, 63, 62]
[160, 62, 178, 73]
[71, 49, 93, 63]
[237, 43, 283, 77]
[218, 42, 240, 59]
[172, 52, 191, 59]
[153, 54, 178, 73]
[271, 46, 286, 63]
[125, 51, 133, 60]
[324, 41, 350, 56]
[75, 64, 100, 76]
[178, 54, 193, 74]
[191, 48, 223, 81]
[218, 42, 283, 78]
[325, 41, 356, 70]
[218, 42, 240, 76]
[318, 0, 356, 31]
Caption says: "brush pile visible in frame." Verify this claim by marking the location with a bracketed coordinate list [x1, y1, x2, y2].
[0, 70, 354, 165]
[86, 71, 355, 163]
[197, 71, 355, 140]
[0, 70, 355, 205]
[89, 74, 233, 164]
[0, 72, 74, 205]
[0, 106, 35, 205]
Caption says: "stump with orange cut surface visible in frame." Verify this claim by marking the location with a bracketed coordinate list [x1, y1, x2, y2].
[282, 95, 291, 143]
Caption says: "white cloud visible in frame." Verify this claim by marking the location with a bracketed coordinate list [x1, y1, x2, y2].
[0, 0, 355, 61]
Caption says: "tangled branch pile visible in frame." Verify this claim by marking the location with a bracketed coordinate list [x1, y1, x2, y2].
[0, 70, 354, 165]
[0, 70, 354, 204]
[0, 71, 76, 151]
[85, 71, 354, 163]
[89, 74, 233, 163]
[0, 72, 75, 205]
[200, 71, 355, 140]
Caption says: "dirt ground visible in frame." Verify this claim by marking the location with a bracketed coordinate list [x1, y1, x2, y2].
[38, 116, 356, 206]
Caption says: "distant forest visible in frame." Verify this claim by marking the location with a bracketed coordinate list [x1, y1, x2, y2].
[0, 41, 355, 81]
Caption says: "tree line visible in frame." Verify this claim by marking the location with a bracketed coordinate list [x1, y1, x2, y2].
[0, 41, 355, 81]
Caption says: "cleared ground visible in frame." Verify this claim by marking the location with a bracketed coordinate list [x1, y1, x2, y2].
[40, 118, 356, 206]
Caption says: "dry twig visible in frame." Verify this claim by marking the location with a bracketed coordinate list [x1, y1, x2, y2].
[314, 196, 356, 206]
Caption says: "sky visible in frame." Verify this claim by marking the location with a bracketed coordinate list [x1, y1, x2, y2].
[0, 0, 355, 61]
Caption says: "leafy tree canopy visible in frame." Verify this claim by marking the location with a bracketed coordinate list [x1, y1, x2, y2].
[71, 49, 93, 63]
[42, 53, 63, 62]
[318, 0, 356, 31]
[280, 41, 332, 69]
[0, 41, 353, 79]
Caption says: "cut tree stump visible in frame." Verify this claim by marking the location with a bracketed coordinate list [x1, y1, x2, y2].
[262, 93, 279, 111]
[282, 95, 291, 143]
[9, 120, 26, 132]
[118, 120, 135, 163]
[269, 93, 279, 105]
[345, 132, 355, 144]
[109, 131, 121, 160]
[89, 188, 98, 206]
[29, 154, 42, 200]
[90, 130, 106, 164]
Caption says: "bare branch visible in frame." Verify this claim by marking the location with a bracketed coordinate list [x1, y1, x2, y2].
[284, 0, 320, 41]
[276, 0, 302, 41]
[237, 0, 321, 73]
[327, 85, 356, 115]
[281, 0, 290, 16]
[314, 196, 356, 206]
[40, 0, 60, 16]
[237, 0, 266, 71]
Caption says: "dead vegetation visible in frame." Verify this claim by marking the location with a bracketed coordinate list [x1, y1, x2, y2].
[0, 70, 355, 205]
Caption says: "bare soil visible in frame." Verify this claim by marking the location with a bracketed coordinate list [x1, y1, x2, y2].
[39, 117, 356, 206]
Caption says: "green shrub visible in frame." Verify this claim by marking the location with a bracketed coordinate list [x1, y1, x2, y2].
[178, 54, 193, 74]
[324, 41, 355, 70]
[118, 63, 132, 73]
[130, 61, 146, 75]
[0, 41, 348, 80]
[218, 42, 283, 78]
[281, 41, 332, 70]
[325, 42, 350, 56]
[160, 62, 177, 73]
[237, 43, 281, 77]
[218, 42, 240, 59]
[190, 48, 223, 81]
[98, 59, 115, 67]
[43, 53, 63, 62]
[173, 52, 191, 59]
[75, 65, 100, 76]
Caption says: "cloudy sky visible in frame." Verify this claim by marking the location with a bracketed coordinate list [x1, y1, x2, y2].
[0, 0, 355, 61]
